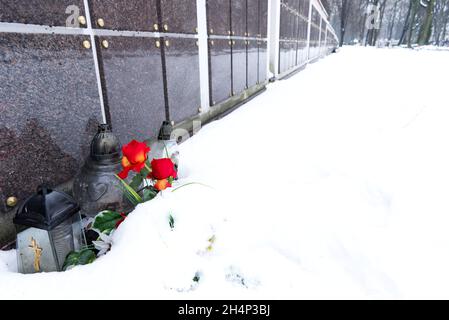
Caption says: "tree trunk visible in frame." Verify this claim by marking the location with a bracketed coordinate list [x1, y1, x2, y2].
[388, 0, 399, 42]
[373, 0, 388, 45]
[399, 0, 413, 44]
[366, 0, 380, 46]
[339, 0, 350, 47]
[418, 0, 436, 45]
[441, 4, 449, 44]
[407, 0, 419, 48]
[360, 3, 369, 43]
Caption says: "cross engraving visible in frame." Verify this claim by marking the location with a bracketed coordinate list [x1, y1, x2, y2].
[29, 237, 43, 272]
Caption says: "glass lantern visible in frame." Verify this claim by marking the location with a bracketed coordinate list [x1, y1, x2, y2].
[148, 121, 180, 169]
[13, 186, 85, 273]
[73, 124, 131, 218]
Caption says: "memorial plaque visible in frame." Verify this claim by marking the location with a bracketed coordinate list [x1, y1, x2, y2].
[231, 0, 246, 37]
[280, 5, 289, 39]
[164, 37, 201, 123]
[260, 0, 268, 38]
[160, 0, 198, 34]
[0, 0, 87, 27]
[247, 40, 258, 88]
[207, 0, 231, 36]
[258, 40, 267, 82]
[209, 39, 232, 105]
[279, 41, 288, 74]
[290, 41, 297, 68]
[96, 36, 166, 142]
[232, 40, 247, 95]
[290, 0, 300, 11]
[89, 0, 158, 32]
[247, 0, 259, 37]
[297, 40, 308, 66]
[300, 0, 310, 17]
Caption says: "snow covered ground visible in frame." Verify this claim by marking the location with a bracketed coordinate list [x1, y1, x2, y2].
[1, 46, 449, 299]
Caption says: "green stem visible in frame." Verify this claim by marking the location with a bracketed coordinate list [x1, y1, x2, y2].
[115, 174, 143, 204]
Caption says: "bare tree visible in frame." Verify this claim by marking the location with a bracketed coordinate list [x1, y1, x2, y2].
[373, 0, 388, 45]
[339, 0, 353, 46]
[387, 0, 400, 43]
[418, 0, 437, 44]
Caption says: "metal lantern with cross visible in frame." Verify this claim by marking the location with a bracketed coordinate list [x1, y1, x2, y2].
[13, 186, 85, 273]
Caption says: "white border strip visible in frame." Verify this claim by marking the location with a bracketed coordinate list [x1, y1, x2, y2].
[0, 22, 90, 35]
[269, 0, 281, 76]
[209, 35, 268, 41]
[197, 0, 210, 113]
[0, 22, 198, 39]
[83, 0, 107, 124]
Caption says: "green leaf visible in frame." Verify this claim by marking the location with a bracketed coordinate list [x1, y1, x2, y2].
[193, 272, 201, 283]
[78, 249, 97, 265]
[129, 172, 145, 190]
[168, 214, 175, 230]
[62, 249, 96, 271]
[142, 187, 158, 202]
[92, 210, 123, 234]
[62, 252, 80, 270]
[141, 164, 151, 177]
[115, 175, 143, 205]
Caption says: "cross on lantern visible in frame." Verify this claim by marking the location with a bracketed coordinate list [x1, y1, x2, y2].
[29, 237, 43, 272]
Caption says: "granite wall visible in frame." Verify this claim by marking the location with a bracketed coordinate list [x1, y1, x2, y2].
[278, 0, 338, 76]
[207, 0, 268, 105]
[0, 0, 271, 247]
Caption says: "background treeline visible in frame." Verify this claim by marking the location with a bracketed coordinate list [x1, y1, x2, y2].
[323, 0, 449, 47]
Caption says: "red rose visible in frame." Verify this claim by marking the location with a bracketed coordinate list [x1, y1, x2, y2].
[149, 158, 178, 180]
[118, 140, 151, 179]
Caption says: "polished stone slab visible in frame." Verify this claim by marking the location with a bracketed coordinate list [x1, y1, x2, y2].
[207, 0, 231, 36]
[89, 0, 158, 31]
[232, 40, 247, 95]
[247, 0, 259, 37]
[290, 0, 300, 11]
[260, 0, 268, 38]
[231, 0, 246, 37]
[290, 41, 297, 69]
[0, 33, 102, 244]
[247, 40, 258, 88]
[292, 14, 299, 40]
[96, 36, 166, 142]
[164, 37, 201, 124]
[279, 5, 288, 39]
[208, 39, 232, 105]
[297, 40, 308, 65]
[0, 0, 86, 27]
[160, 0, 198, 34]
[298, 17, 308, 41]
[300, 0, 310, 17]
[258, 40, 267, 82]
[279, 41, 288, 74]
